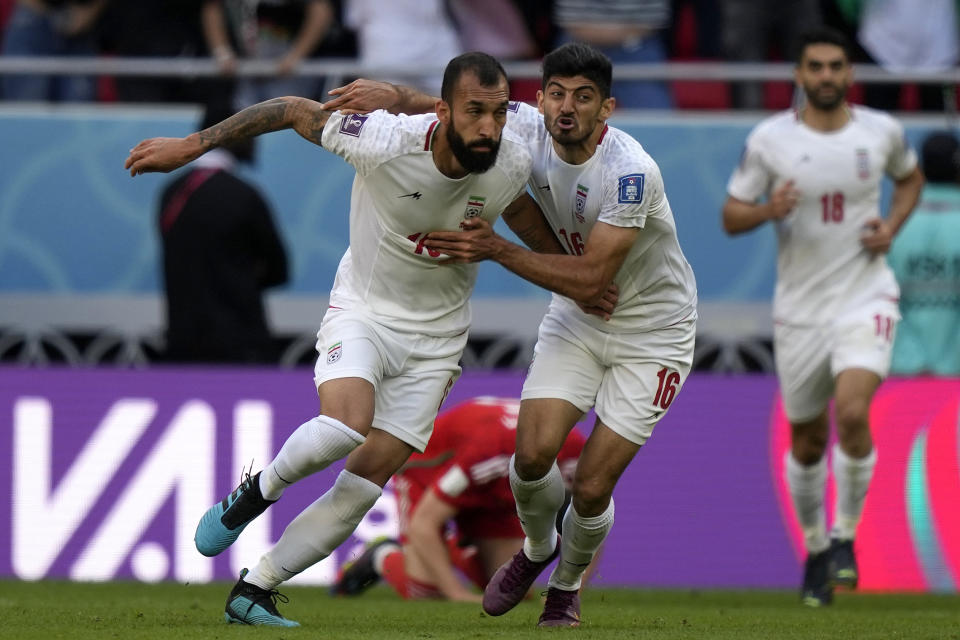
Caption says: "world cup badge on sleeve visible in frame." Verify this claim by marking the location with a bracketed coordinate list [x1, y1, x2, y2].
[326, 341, 343, 364]
[464, 195, 486, 218]
[339, 114, 369, 137]
[618, 173, 644, 204]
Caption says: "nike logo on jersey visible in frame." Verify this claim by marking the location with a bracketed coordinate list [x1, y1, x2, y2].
[399, 191, 423, 200]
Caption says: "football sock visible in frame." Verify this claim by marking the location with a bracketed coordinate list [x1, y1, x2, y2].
[381, 551, 442, 599]
[372, 541, 400, 575]
[830, 444, 877, 541]
[548, 500, 614, 591]
[785, 452, 829, 554]
[244, 469, 381, 589]
[259, 416, 365, 501]
[509, 454, 565, 562]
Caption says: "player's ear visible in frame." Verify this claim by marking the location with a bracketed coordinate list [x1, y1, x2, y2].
[536, 89, 545, 114]
[436, 99, 451, 125]
[600, 96, 615, 120]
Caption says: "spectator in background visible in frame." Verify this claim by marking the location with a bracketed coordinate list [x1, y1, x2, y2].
[552, 0, 673, 109]
[345, 0, 460, 97]
[888, 131, 960, 375]
[157, 105, 288, 364]
[202, 0, 348, 109]
[719, 0, 821, 109]
[1, 0, 107, 101]
[331, 397, 586, 603]
[833, 0, 959, 111]
[99, 0, 229, 105]
[448, 0, 536, 62]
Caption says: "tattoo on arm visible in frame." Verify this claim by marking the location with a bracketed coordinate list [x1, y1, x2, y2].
[197, 98, 291, 149]
[512, 218, 564, 254]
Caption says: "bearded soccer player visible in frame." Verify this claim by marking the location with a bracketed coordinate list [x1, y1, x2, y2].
[125, 52, 534, 627]
[322, 41, 698, 627]
[331, 397, 586, 603]
[721, 27, 924, 606]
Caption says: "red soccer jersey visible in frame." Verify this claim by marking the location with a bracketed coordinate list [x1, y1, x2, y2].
[394, 397, 586, 540]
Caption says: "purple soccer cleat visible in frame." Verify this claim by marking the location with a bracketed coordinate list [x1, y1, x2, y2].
[482, 541, 560, 616]
[537, 587, 581, 628]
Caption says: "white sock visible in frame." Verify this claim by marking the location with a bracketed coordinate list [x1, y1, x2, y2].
[831, 444, 877, 541]
[245, 469, 381, 589]
[509, 454, 565, 562]
[259, 416, 365, 501]
[785, 452, 829, 554]
[548, 501, 614, 591]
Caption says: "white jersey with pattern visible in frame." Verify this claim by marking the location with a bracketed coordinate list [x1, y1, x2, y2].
[321, 110, 532, 336]
[505, 102, 697, 333]
[727, 106, 917, 325]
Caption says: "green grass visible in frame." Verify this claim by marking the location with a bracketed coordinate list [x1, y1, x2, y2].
[1, 581, 959, 640]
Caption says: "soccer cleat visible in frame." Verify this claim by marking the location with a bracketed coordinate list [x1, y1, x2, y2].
[801, 549, 834, 607]
[195, 470, 275, 557]
[829, 538, 859, 589]
[330, 537, 399, 596]
[224, 568, 300, 627]
[537, 587, 581, 627]
[482, 540, 560, 616]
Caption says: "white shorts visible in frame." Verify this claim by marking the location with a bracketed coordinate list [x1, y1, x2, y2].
[522, 310, 696, 445]
[774, 298, 899, 423]
[313, 309, 466, 451]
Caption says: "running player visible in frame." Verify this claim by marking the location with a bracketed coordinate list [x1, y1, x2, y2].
[124, 52, 533, 627]
[322, 42, 698, 628]
[331, 397, 585, 603]
[721, 27, 924, 606]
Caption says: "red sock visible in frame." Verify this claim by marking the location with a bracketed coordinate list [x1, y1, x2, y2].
[381, 550, 442, 600]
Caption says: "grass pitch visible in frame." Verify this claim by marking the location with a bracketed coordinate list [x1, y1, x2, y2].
[1, 580, 958, 640]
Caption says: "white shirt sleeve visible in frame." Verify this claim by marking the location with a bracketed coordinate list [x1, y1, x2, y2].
[884, 118, 919, 180]
[436, 465, 470, 498]
[504, 101, 544, 145]
[727, 130, 773, 203]
[597, 152, 660, 229]
[321, 109, 401, 176]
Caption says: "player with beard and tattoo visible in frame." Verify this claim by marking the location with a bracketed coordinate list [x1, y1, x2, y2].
[722, 27, 924, 607]
[124, 52, 538, 627]
[319, 42, 698, 628]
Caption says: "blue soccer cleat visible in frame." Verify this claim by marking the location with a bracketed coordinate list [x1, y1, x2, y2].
[801, 549, 834, 607]
[224, 568, 300, 627]
[195, 471, 275, 557]
[829, 538, 859, 589]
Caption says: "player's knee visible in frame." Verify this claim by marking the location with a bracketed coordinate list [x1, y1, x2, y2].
[571, 477, 613, 516]
[791, 435, 827, 465]
[834, 398, 870, 433]
[513, 448, 555, 480]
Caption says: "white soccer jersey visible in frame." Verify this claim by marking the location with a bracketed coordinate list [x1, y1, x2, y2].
[505, 102, 698, 332]
[727, 106, 917, 325]
[321, 110, 531, 336]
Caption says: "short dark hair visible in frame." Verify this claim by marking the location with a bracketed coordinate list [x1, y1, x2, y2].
[441, 51, 508, 104]
[796, 26, 853, 64]
[922, 131, 960, 183]
[542, 42, 612, 99]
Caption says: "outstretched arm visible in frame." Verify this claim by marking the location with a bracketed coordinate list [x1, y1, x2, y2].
[321, 79, 438, 115]
[406, 489, 481, 603]
[124, 97, 332, 176]
[721, 180, 798, 235]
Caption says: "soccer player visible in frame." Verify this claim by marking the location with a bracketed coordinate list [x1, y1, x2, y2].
[322, 42, 698, 628]
[124, 52, 533, 627]
[331, 397, 586, 603]
[721, 27, 924, 607]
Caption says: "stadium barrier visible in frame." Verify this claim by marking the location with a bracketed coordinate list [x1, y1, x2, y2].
[2, 366, 957, 591]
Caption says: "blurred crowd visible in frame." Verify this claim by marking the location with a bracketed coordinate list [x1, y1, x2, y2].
[1, 0, 958, 111]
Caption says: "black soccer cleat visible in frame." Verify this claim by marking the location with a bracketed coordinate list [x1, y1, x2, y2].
[224, 568, 299, 627]
[829, 538, 859, 589]
[195, 470, 275, 557]
[801, 549, 834, 607]
[330, 537, 399, 596]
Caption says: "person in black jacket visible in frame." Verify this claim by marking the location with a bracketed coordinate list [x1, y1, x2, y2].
[157, 105, 289, 363]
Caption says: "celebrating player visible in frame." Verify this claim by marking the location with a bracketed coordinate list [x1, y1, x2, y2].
[721, 27, 924, 606]
[125, 52, 534, 627]
[321, 42, 698, 627]
[331, 397, 586, 603]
